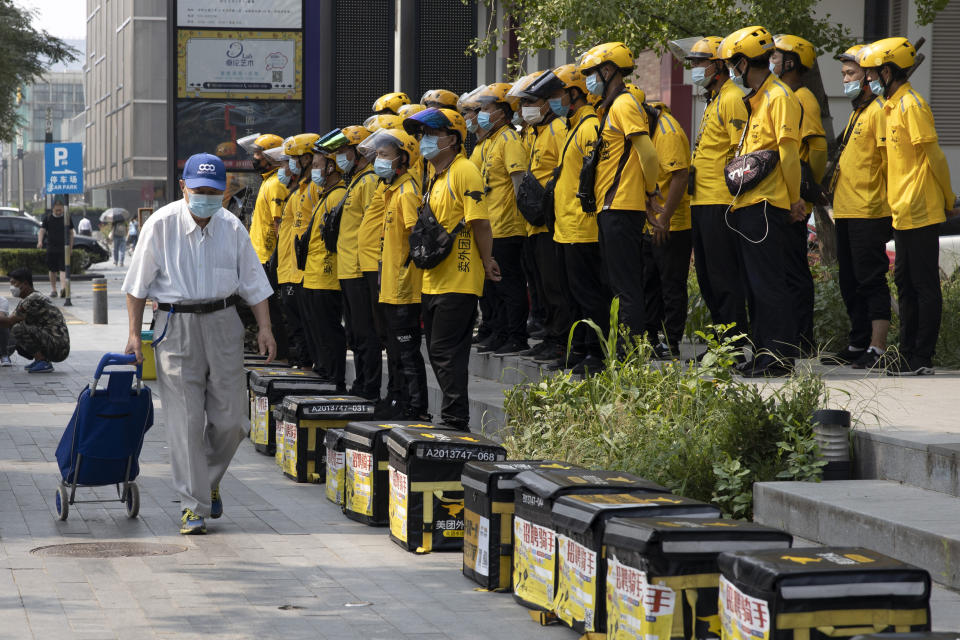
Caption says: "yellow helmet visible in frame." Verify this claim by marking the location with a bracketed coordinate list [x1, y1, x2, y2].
[685, 36, 724, 61]
[402, 107, 468, 144]
[283, 133, 320, 157]
[774, 34, 817, 70]
[341, 125, 371, 146]
[475, 82, 519, 111]
[421, 89, 459, 109]
[507, 71, 544, 101]
[719, 26, 775, 61]
[398, 103, 427, 118]
[357, 127, 421, 172]
[578, 42, 635, 73]
[552, 63, 588, 96]
[251, 133, 283, 151]
[857, 37, 916, 70]
[372, 92, 411, 114]
[625, 83, 646, 104]
[835, 44, 866, 63]
[363, 113, 403, 132]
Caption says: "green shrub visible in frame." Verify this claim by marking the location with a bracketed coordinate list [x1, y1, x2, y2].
[812, 263, 851, 353]
[0, 249, 90, 276]
[501, 308, 828, 519]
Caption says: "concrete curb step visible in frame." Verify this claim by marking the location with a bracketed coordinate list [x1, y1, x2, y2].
[854, 430, 960, 497]
[754, 479, 960, 590]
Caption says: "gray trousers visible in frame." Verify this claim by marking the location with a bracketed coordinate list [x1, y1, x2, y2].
[154, 307, 246, 516]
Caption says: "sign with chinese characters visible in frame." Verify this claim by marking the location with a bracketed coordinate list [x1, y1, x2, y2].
[177, 0, 301, 29]
[177, 30, 302, 100]
[44, 143, 82, 194]
[719, 575, 771, 640]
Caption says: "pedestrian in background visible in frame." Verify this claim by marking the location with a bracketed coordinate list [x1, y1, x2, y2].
[112, 218, 128, 267]
[127, 218, 139, 252]
[38, 199, 74, 298]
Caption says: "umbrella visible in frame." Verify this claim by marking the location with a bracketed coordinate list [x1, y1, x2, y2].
[100, 208, 130, 223]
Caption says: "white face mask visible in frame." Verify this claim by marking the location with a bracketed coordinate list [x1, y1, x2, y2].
[521, 105, 544, 125]
[9, 285, 20, 298]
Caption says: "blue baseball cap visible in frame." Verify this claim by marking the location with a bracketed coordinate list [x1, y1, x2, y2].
[182, 153, 226, 191]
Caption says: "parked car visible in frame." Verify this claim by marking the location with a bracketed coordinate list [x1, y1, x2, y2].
[0, 216, 109, 264]
[0, 206, 39, 222]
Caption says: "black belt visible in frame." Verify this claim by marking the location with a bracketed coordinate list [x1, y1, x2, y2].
[156, 296, 241, 314]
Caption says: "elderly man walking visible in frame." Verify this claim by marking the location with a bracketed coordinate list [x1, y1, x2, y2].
[122, 153, 276, 535]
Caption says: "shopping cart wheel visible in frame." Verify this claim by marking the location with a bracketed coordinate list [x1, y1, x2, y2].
[125, 483, 140, 518]
[55, 483, 69, 521]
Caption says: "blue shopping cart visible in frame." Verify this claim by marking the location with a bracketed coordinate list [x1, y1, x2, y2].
[53, 353, 154, 520]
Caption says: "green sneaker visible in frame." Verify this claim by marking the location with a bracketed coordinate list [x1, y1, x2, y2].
[210, 487, 223, 519]
[180, 508, 206, 535]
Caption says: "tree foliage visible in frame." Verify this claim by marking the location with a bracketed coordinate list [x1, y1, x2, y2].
[469, 0, 948, 63]
[0, 0, 78, 141]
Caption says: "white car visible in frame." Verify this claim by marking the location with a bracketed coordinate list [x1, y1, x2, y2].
[885, 216, 960, 276]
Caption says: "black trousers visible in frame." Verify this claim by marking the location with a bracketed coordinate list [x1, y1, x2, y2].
[835, 218, 893, 349]
[486, 236, 528, 343]
[299, 287, 346, 387]
[564, 242, 611, 359]
[422, 292, 477, 429]
[597, 210, 647, 337]
[642, 229, 692, 347]
[280, 283, 308, 366]
[365, 270, 400, 399]
[691, 204, 749, 341]
[522, 236, 545, 326]
[263, 264, 289, 360]
[383, 303, 428, 417]
[341, 277, 382, 398]
[730, 202, 798, 361]
[786, 217, 816, 353]
[530, 233, 573, 346]
[893, 224, 942, 364]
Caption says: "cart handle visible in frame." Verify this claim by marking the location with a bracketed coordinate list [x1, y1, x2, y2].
[94, 353, 142, 380]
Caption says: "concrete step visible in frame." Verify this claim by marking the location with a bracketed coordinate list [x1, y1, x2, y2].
[854, 430, 960, 497]
[754, 479, 960, 590]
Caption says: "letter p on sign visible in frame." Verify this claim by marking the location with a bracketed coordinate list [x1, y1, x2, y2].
[54, 147, 68, 167]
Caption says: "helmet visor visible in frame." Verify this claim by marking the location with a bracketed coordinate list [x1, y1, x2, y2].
[356, 129, 406, 161]
[525, 71, 565, 100]
[314, 129, 348, 154]
[236, 133, 262, 154]
[668, 37, 706, 63]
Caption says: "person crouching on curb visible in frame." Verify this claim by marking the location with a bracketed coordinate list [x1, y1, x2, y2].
[122, 153, 276, 535]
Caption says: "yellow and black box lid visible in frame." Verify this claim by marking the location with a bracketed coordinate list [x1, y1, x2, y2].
[514, 469, 668, 503]
[603, 516, 792, 556]
[386, 428, 506, 463]
[343, 421, 446, 450]
[279, 395, 375, 420]
[462, 460, 582, 501]
[553, 493, 719, 535]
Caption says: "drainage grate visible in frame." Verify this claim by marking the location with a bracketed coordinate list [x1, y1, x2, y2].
[30, 542, 188, 558]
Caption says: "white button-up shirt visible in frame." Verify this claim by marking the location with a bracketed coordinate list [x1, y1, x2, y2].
[121, 199, 273, 305]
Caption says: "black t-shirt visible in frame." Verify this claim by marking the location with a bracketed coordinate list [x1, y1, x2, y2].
[41, 214, 74, 253]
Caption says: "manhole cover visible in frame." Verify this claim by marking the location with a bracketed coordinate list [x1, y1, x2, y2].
[30, 542, 188, 558]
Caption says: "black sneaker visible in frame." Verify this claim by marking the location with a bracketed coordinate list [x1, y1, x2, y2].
[518, 342, 549, 358]
[472, 331, 491, 345]
[570, 355, 605, 377]
[533, 344, 563, 363]
[476, 337, 505, 354]
[651, 342, 680, 360]
[885, 355, 934, 376]
[493, 340, 529, 356]
[737, 355, 793, 378]
[820, 345, 865, 365]
[851, 347, 887, 370]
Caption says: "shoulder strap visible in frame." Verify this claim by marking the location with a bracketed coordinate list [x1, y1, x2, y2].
[642, 102, 661, 138]
[560, 114, 598, 165]
[798, 101, 805, 131]
[838, 98, 875, 151]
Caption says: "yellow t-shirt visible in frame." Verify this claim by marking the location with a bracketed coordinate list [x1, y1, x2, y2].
[690, 79, 748, 206]
[303, 182, 346, 290]
[553, 105, 600, 244]
[249, 169, 289, 263]
[469, 137, 488, 170]
[796, 86, 826, 163]
[884, 82, 950, 230]
[421, 156, 490, 296]
[358, 182, 387, 273]
[337, 168, 378, 280]
[833, 98, 890, 220]
[276, 179, 317, 284]
[595, 90, 651, 212]
[526, 116, 568, 236]
[731, 74, 801, 211]
[651, 107, 692, 231]
[480, 125, 528, 238]
[379, 172, 423, 305]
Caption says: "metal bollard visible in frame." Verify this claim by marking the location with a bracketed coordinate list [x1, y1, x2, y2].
[92, 277, 108, 324]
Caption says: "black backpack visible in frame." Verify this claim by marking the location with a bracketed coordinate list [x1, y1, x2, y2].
[407, 174, 465, 270]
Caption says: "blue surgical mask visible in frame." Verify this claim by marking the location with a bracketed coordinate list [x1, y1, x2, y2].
[288, 157, 301, 175]
[511, 111, 523, 127]
[336, 153, 354, 173]
[549, 97, 569, 118]
[585, 72, 605, 96]
[477, 111, 494, 130]
[311, 168, 324, 185]
[373, 157, 395, 181]
[466, 118, 478, 133]
[843, 80, 863, 99]
[869, 78, 885, 97]
[691, 66, 710, 87]
[420, 135, 442, 160]
[186, 193, 221, 219]
[277, 167, 291, 187]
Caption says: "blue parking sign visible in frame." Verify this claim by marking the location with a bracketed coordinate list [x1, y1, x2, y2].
[44, 143, 83, 195]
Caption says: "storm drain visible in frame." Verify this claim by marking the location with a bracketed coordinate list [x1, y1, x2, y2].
[30, 542, 188, 558]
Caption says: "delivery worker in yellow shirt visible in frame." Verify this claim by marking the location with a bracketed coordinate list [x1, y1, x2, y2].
[642, 102, 692, 360]
[719, 26, 804, 377]
[578, 42, 660, 355]
[358, 128, 429, 420]
[859, 37, 960, 375]
[771, 34, 825, 355]
[276, 133, 320, 369]
[684, 36, 750, 356]
[403, 108, 501, 429]
[824, 45, 892, 370]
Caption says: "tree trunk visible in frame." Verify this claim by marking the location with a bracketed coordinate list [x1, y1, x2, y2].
[804, 60, 838, 266]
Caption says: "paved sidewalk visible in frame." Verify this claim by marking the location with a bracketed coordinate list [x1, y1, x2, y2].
[0, 270, 957, 638]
